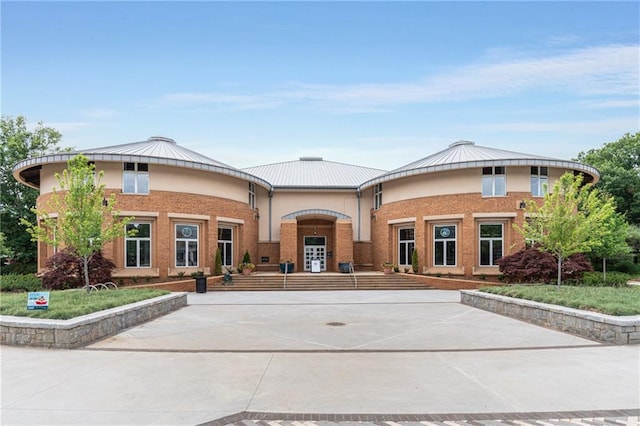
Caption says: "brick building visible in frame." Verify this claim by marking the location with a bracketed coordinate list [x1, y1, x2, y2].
[13, 137, 599, 279]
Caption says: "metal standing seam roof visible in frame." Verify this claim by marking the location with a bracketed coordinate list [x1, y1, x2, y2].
[13, 137, 599, 192]
[241, 157, 388, 189]
[359, 140, 600, 190]
[12, 136, 273, 191]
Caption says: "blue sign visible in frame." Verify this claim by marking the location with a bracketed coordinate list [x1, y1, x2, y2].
[27, 292, 50, 310]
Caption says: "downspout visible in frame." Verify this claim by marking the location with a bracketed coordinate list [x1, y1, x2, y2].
[356, 189, 361, 241]
[268, 190, 273, 241]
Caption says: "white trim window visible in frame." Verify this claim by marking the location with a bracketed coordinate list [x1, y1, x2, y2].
[374, 183, 383, 210]
[123, 162, 149, 194]
[398, 227, 415, 267]
[176, 224, 198, 267]
[217, 227, 233, 268]
[434, 225, 456, 266]
[482, 166, 506, 196]
[125, 223, 151, 268]
[248, 182, 256, 209]
[479, 223, 503, 266]
[530, 166, 548, 197]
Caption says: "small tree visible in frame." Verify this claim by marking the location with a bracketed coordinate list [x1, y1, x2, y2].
[518, 173, 618, 287]
[214, 248, 223, 276]
[242, 249, 252, 265]
[411, 249, 419, 273]
[22, 154, 133, 292]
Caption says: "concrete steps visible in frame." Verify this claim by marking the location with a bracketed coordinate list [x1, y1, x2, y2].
[208, 272, 434, 291]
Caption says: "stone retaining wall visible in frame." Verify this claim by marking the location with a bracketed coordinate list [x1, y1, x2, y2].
[460, 290, 640, 345]
[0, 293, 188, 349]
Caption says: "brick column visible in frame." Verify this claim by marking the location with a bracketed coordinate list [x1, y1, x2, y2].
[280, 219, 298, 272]
[333, 219, 353, 271]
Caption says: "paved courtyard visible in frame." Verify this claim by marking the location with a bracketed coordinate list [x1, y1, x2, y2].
[1, 290, 638, 425]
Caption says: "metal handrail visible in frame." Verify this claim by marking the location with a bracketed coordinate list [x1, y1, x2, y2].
[350, 262, 357, 289]
[283, 262, 289, 291]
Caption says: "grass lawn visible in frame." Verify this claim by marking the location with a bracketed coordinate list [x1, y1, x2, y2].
[480, 285, 640, 316]
[0, 288, 170, 320]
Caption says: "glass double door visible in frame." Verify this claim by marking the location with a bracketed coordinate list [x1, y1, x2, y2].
[304, 236, 326, 271]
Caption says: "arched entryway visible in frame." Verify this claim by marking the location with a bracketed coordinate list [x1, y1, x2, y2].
[281, 209, 353, 272]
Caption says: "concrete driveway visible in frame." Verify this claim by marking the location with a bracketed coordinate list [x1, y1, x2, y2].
[1, 290, 638, 425]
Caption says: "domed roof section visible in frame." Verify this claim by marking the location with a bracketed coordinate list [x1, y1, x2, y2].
[13, 136, 271, 190]
[242, 157, 387, 189]
[83, 136, 233, 168]
[360, 140, 599, 190]
[393, 140, 556, 172]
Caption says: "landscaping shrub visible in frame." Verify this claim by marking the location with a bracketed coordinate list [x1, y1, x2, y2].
[497, 245, 592, 283]
[0, 273, 42, 292]
[1, 261, 37, 275]
[579, 271, 632, 287]
[40, 248, 116, 290]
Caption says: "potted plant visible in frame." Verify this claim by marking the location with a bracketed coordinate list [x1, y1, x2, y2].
[382, 261, 395, 274]
[191, 270, 207, 293]
[239, 250, 255, 275]
[238, 262, 255, 275]
[279, 258, 294, 273]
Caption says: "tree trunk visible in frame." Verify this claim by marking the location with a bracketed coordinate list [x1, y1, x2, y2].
[557, 255, 562, 288]
[83, 254, 90, 293]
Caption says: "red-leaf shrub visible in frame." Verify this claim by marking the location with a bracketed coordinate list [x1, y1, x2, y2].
[40, 248, 116, 290]
[497, 245, 592, 283]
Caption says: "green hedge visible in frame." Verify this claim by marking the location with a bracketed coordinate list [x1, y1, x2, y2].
[0, 274, 43, 292]
[578, 271, 633, 287]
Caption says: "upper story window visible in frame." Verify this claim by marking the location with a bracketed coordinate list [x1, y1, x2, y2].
[123, 162, 149, 194]
[482, 166, 505, 196]
[248, 182, 256, 209]
[530, 166, 548, 197]
[374, 183, 383, 210]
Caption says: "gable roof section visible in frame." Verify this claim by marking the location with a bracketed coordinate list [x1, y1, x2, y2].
[242, 157, 387, 189]
[359, 140, 600, 190]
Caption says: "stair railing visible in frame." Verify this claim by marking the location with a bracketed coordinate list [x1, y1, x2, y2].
[349, 261, 357, 289]
[283, 261, 289, 291]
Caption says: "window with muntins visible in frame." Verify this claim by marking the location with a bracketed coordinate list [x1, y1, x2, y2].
[217, 227, 233, 268]
[398, 227, 415, 267]
[125, 223, 151, 268]
[374, 183, 382, 210]
[481, 166, 506, 196]
[248, 182, 256, 209]
[123, 163, 149, 194]
[530, 166, 548, 197]
[176, 224, 198, 267]
[434, 225, 456, 266]
[479, 223, 503, 266]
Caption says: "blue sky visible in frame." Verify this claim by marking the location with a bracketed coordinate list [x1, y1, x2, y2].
[3, 1, 638, 171]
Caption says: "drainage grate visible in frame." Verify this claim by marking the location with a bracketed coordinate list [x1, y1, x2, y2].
[326, 322, 346, 327]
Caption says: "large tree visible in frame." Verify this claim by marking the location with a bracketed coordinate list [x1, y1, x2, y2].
[576, 132, 640, 225]
[0, 116, 66, 268]
[519, 172, 625, 286]
[22, 154, 133, 292]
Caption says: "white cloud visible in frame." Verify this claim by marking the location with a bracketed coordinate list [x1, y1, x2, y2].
[473, 117, 639, 134]
[159, 44, 639, 110]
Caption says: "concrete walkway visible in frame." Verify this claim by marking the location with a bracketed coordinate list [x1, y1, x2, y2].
[1, 290, 638, 425]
